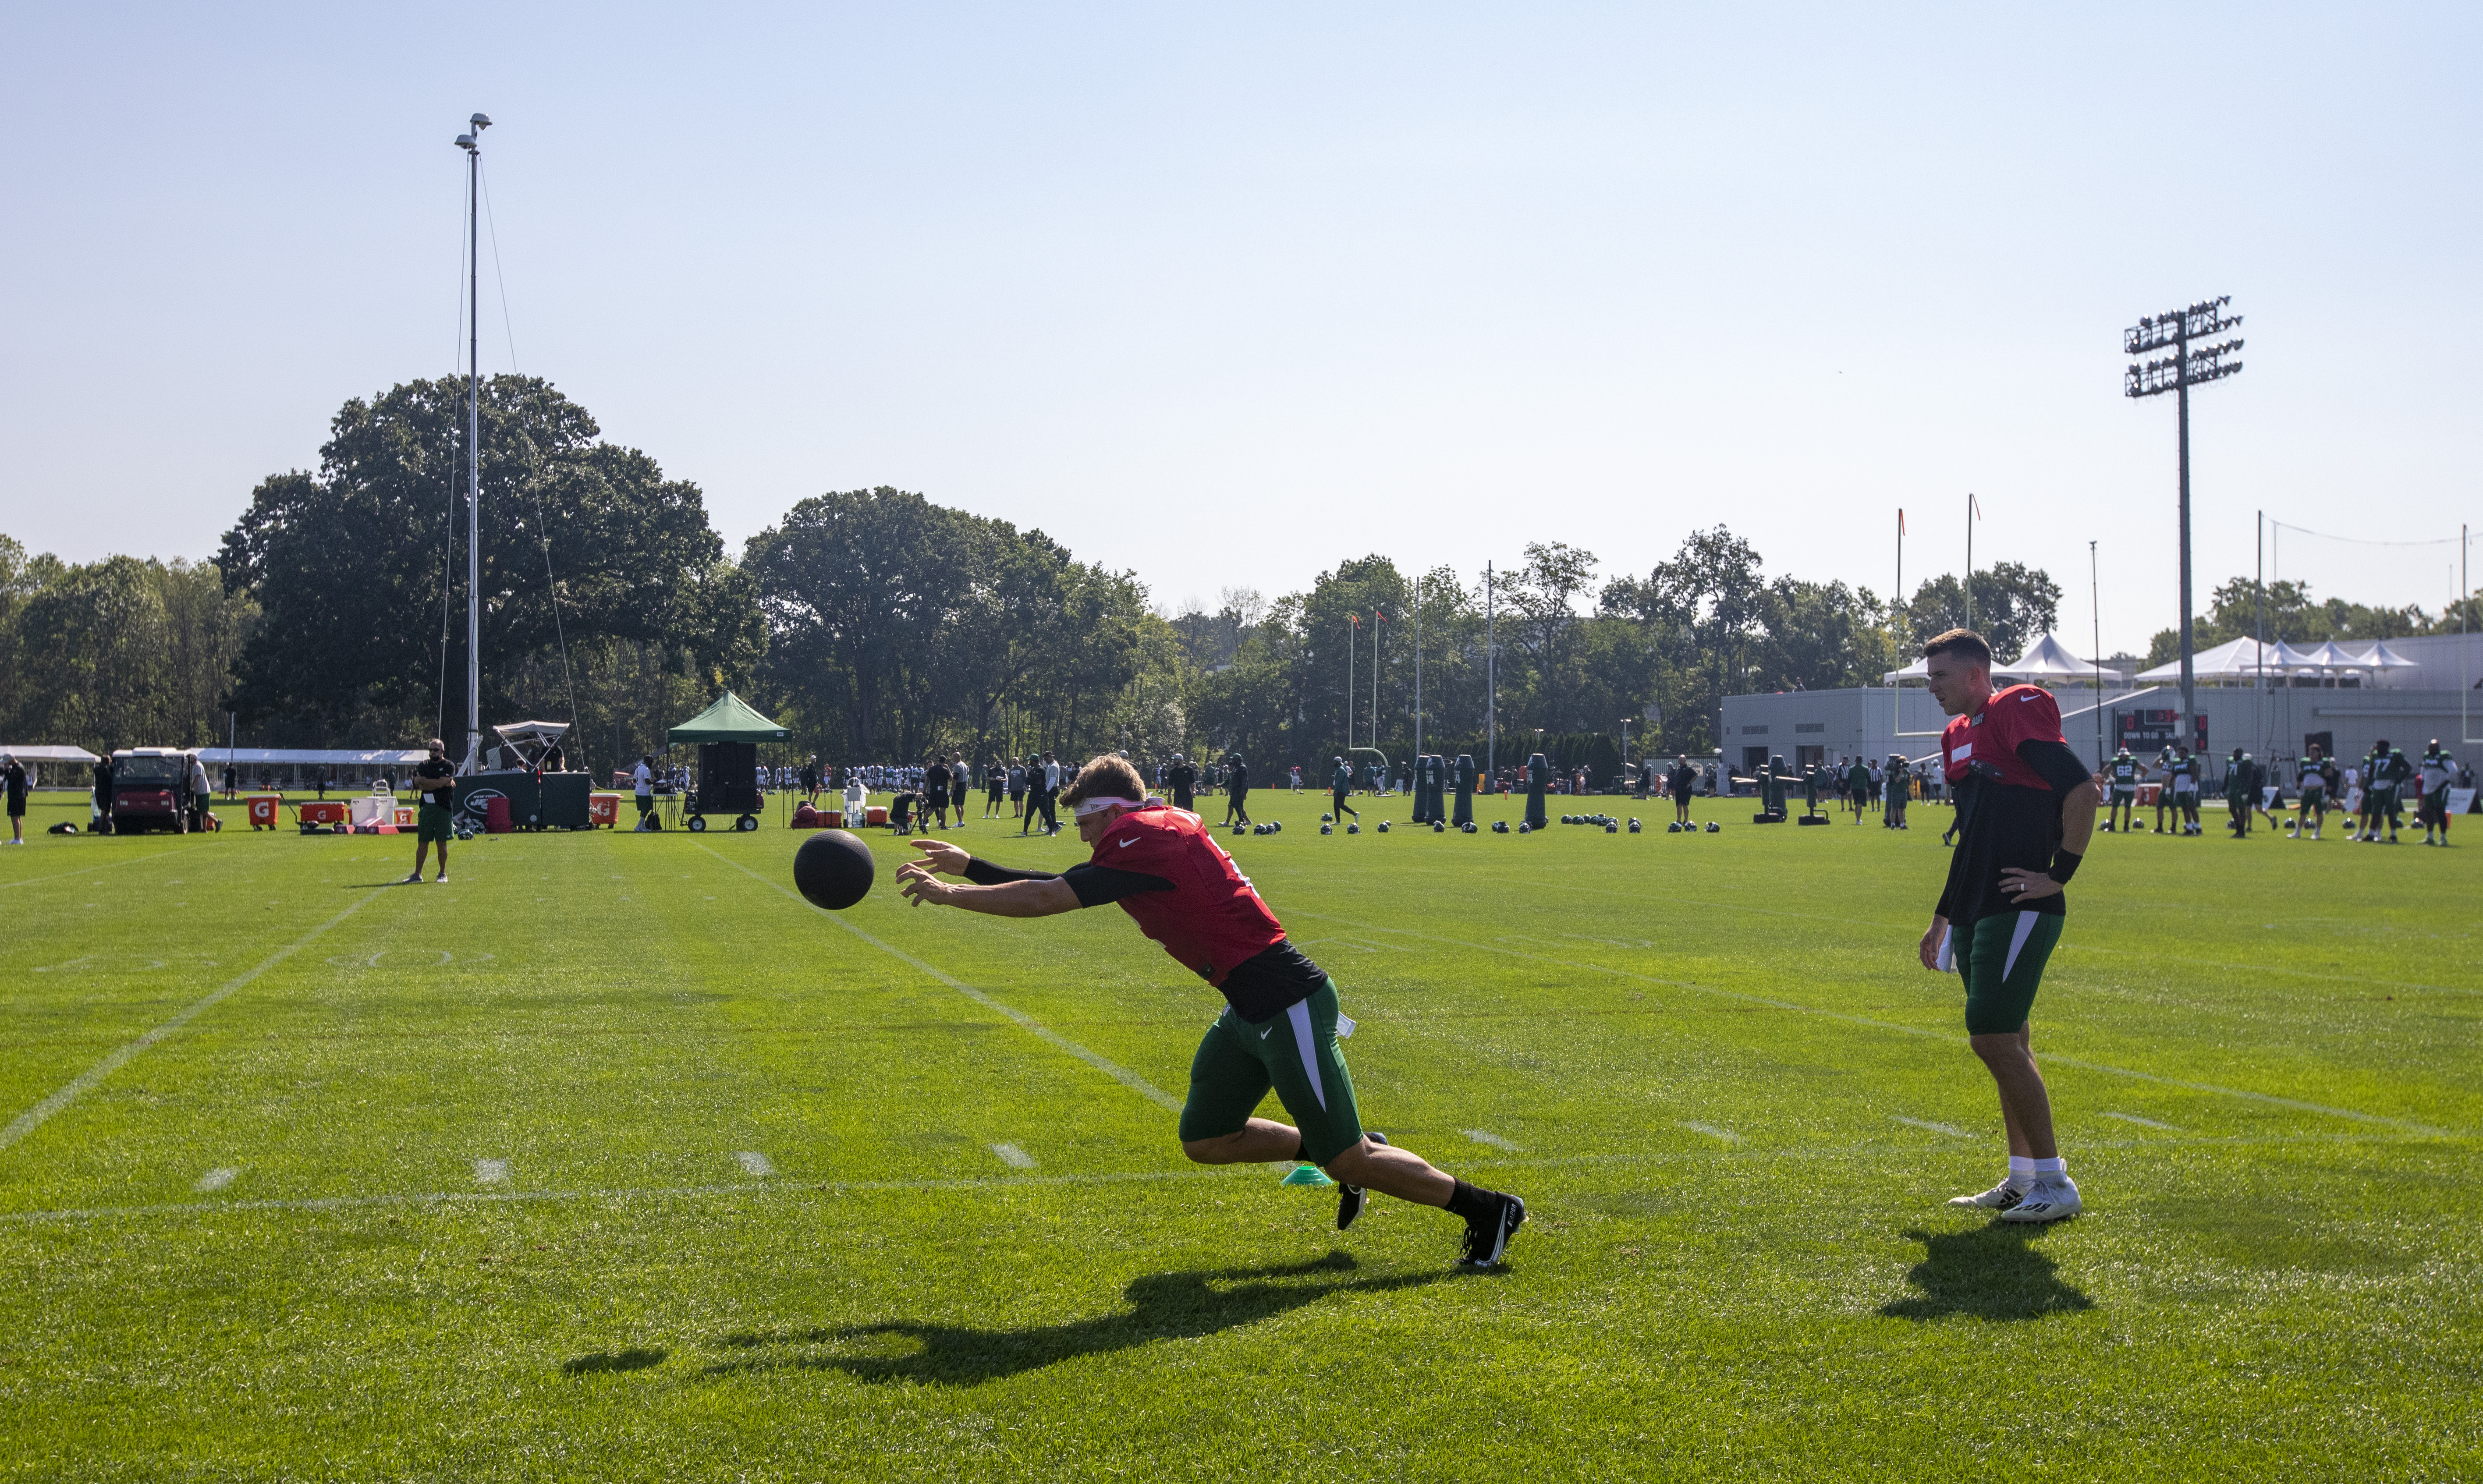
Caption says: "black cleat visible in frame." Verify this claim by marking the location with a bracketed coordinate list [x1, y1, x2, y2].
[1337, 1131, 1387, 1230]
[1458, 1192, 1526, 1269]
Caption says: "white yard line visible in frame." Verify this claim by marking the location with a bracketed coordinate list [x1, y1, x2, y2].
[475, 1158, 510, 1185]
[1680, 1122, 1740, 1144]
[1287, 909, 2455, 1136]
[2103, 1112, 2180, 1131]
[1462, 1129, 1521, 1151]
[696, 842, 1183, 1113]
[0, 843, 210, 891]
[0, 1128, 2448, 1228]
[0, 890, 380, 1155]
[193, 1167, 238, 1193]
[735, 1151, 774, 1176]
[1894, 1116, 1971, 1137]
[991, 1142, 1036, 1169]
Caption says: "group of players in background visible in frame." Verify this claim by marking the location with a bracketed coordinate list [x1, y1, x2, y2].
[2100, 739, 2471, 845]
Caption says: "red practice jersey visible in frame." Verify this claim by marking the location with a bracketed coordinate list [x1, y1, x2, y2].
[1942, 684, 2067, 791]
[1089, 805, 1286, 986]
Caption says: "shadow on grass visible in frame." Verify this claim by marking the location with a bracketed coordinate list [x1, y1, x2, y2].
[562, 1348, 668, 1377]
[705, 1250, 1451, 1385]
[1879, 1224, 2094, 1321]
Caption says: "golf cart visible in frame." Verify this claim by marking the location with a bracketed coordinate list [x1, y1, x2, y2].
[109, 748, 195, 833]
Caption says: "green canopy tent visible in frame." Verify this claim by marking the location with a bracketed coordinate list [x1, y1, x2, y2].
[667, 691, 791, 744]
[665, 691, 791, 831]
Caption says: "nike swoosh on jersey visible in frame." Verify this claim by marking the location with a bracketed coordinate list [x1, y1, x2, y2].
[1118, 837, 1136, 847]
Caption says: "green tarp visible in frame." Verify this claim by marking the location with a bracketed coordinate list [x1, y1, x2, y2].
[666, 691, 791, 744]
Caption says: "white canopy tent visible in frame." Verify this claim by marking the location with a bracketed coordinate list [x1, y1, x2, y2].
[0, 744, 101, 764]
[2266, 640, 2325, 671]
[2353, 641, 2422, 671]
[2299, 640, 2367, 670]
[198, 748, 431, 788]
[1997, 632, 2127, 684]
[1882, 632, 2126, 684]
[2135, 636, 2273, 683]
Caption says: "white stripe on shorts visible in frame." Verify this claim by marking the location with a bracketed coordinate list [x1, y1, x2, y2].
[2002, 910, 2041, 981]
[1284, 999, 1328, 1111]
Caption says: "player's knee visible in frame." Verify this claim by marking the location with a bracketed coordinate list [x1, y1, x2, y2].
[1179, 1136, 1240, 1165]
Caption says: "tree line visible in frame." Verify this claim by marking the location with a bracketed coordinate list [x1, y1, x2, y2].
[25, 372, 2454, 775]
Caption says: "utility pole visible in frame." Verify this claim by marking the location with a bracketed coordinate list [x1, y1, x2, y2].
[1372, 609, 1384, 768]
[2090, 541, 2105, 768]
[1412, 583, 1422, 763]
[1964, 493, 1979, 633]
[2125, 295, 2244, 757]
[454, 111, 492, 775]
[1484, 562, 1496, 780]
[1347, 613, 1358, 756]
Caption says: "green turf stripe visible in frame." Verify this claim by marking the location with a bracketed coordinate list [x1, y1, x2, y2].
[1291, 910, 2458, 1137]
[694, 841, 1184, 1112]
[0, 841, 212, 890]
[0, 887, 381, 1153]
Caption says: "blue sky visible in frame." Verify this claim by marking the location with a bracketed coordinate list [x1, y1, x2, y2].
[3, 4, 2475, 652]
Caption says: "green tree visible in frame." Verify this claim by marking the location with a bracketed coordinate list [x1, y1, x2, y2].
[1898, 562, 2061, 662]
[218, 376, 742, 758]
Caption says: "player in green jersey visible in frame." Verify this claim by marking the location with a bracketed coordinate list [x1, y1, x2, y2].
[2102, 748, 2141, 832]
[2289, 744, 2338, 840]
[2417, 740, 2458, 846]
[2362, 741, 2411, 843]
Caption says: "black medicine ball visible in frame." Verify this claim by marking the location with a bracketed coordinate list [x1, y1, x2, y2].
[793, 829, 875, 910]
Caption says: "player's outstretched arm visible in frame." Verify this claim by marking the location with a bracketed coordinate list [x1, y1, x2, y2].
[896, 863, 1080, 917]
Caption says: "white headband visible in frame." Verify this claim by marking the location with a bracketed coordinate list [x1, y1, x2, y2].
[1071, 794, 1145, 818]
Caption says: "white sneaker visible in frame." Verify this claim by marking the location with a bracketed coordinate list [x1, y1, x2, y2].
[1998, 1177, 2082, 1222]
[1947, 1179, 2025, 1211]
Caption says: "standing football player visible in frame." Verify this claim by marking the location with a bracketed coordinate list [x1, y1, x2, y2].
[2291, 744, 2338, 839]
[1913, 630, 2101, 1222]
[896, 754, 1528, 1268]
[2102, 747, 2141, 833]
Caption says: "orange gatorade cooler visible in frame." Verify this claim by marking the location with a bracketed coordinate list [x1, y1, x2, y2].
[589, 793, 621, 828]
[865, 806, 888, 826]
[246, 795, 280, 829]
[297, 800, 350, 827]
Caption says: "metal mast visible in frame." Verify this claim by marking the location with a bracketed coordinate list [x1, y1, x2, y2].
[2124, 295, 2243, 753]
[455, 112, 492, 774]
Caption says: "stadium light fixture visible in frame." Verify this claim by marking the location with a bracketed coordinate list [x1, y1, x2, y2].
[2125, 294, 2245, 742]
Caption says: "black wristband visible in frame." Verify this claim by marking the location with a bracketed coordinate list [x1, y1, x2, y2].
[2046, 849, 2082, 885]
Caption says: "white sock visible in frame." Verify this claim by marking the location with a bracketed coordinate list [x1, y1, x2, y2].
[2031, 1156, 2067, 1186]
[2007, 1155, 2037, 1190]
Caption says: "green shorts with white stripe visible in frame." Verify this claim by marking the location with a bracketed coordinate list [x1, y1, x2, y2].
[1955, 910, 2064, 1036]
[1178, 978, 1365, 1165]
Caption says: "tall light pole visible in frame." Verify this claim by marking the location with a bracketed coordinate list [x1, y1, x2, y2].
[2125, 295, 2243, 752]
[454, 112, 492, 775]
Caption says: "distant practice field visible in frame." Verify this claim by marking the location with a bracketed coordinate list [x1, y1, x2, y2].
[1, 787, 2475, 1481]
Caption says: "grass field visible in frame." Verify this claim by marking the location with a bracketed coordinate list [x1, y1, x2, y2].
[1, 785, 2476, 1481]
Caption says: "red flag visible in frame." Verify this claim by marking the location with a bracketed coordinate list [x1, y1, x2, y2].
[1898, 509, 1906, 535]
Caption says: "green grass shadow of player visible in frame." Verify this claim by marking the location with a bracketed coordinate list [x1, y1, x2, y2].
[704, 1251, 1453, 1385]
[1878, 1225, 2094, 1322]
